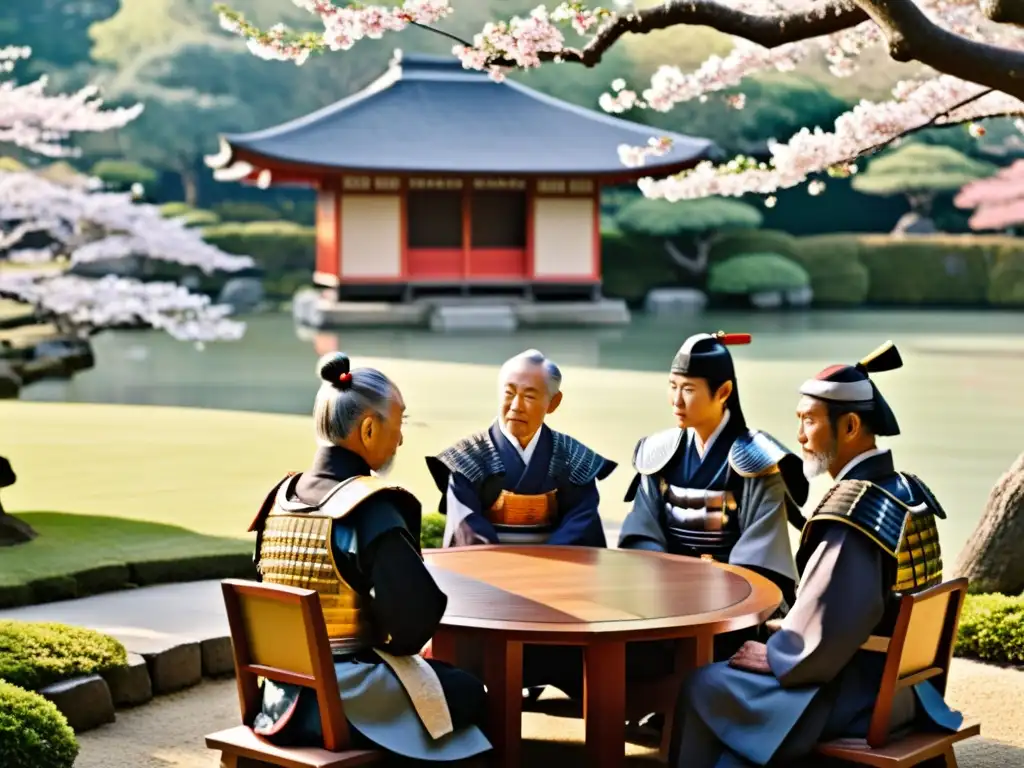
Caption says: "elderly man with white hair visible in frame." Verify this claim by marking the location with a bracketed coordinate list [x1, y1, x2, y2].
[426, 348, 616, 550]
[425, 349, 616, 702]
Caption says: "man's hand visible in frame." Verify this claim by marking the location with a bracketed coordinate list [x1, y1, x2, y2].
[728, 641, 772, 675]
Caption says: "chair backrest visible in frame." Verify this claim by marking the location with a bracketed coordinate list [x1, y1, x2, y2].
[220, 579, 351, 751]
[866, 577, 969, 748]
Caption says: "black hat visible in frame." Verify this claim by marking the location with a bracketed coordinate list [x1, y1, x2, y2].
[671, 332, 751, 430]
[799, 341, 903, 436]
[671, 331, 751, 380]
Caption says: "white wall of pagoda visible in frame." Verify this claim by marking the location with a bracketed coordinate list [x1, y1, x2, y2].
[339, 191, 402, 279]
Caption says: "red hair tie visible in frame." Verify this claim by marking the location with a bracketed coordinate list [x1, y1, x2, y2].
[339, 372, 352, 384]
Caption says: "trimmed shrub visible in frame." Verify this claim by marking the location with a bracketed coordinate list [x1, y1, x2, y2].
[422, 512, 445, 550]
[159, 201, 194, 218]
[178, 209, 221, 228]
[791, 234, 870, 306]
[213, 201, 284, 223]
[0, 621, 127, 690]
[857, 235, 990, 304]
[988, 245, 1024, 306]
[0, 680, 78, 768]
[89, 160, 157, 188]
[601, 230, 677, 304]
[708, 229, 801, 263]
[955, 592, 1024, 665]
[615, 196, 762, 239]
[201, 221, 315, 276]
[707, 253, 809, 296]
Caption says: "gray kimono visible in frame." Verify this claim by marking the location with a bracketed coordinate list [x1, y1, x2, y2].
[618, 412, 806, 608]
[669, 450, 963, 767]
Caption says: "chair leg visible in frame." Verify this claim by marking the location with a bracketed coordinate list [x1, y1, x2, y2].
[943, 746, 958, 768]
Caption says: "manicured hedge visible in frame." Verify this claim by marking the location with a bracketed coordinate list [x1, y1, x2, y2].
[0, 680, 77, 768]
[856, 235, 991, 305]
[601, 230, 679, 304]
[708, 253, 809, 296]
[708, 229, 802, 263]
[955, 592, 1024, 666]
[0, 621, 128, 690]
[199, 220, 315, 301]
[987, 245, 1024, 306]
[790, 234, 871, 306]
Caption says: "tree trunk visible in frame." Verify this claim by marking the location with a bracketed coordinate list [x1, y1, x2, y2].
[0, 508, 36, 546]
[953, 451, 1024, 595]
[180, 166, 199, 208]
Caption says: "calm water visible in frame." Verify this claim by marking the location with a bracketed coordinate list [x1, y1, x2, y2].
[21, 309, 1024, 559]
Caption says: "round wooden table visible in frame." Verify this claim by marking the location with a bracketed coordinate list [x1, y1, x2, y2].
[424, 546, 781, 768]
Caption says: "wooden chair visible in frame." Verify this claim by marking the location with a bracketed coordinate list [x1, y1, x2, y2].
[812, 578, 980, 767]
[205, 579, 383, 768]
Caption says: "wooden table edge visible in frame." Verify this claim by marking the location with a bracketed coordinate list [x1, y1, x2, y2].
[426, 547, 783, 642]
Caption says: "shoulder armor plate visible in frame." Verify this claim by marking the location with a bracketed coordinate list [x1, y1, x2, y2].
[427, 431, 503, 490]
[901, 472, 947, 520]
[550, 430, 617, 485]
[632, 428, 685, 475]
[804, 478, 910, 557]
[728, 430, 794, 477]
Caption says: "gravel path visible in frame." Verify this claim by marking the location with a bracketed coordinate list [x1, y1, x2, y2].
[74, 658, 1024, 768]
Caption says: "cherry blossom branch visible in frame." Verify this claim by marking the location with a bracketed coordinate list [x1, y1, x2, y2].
[0, 272, 246, 343]
[1, 171, 255, 341]
[554, 0, 868, 67]
[629, 77, 1024, 202]
[0, 48, 143, 157]
[858, 0, 1024, 99]
[982, 0, 1024, 27]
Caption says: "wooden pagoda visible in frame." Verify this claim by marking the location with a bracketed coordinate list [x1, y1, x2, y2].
[206, 50, 717, 309]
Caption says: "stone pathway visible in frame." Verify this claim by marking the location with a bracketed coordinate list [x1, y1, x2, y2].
[3, 578, 1024, 767]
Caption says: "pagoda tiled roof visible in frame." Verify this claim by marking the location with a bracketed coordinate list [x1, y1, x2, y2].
[210, 50, 719, 177]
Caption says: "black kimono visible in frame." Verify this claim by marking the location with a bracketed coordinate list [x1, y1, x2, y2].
[250, 446, 491, 762]
[669, 449, 963, 767]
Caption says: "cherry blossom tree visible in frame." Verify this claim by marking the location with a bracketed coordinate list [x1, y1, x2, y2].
[0, 45, 253, 344]
[216, 0, 1024, 203]
[955, 158, 1024, 229]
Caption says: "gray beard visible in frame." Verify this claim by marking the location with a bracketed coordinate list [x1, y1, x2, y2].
[802, 445, 837, 480]
[373, 455, 395, 478]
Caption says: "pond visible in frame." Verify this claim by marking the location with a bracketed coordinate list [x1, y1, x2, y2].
[21, 308, 1024, 560]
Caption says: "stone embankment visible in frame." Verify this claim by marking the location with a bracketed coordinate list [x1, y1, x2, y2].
[0, 299, 94, 397]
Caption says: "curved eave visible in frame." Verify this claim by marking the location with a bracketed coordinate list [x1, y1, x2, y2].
[209, 141, 717, 187]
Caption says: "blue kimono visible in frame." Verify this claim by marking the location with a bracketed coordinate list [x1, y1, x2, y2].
[426, 421, 615, 549]
[670, 449, 962, 767]
[425, 422, 615, 699]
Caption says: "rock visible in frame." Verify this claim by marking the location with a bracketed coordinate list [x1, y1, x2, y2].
[750, 290, 783, 309]
[102, 652, 153, 707]
[68, 254, 144, 279]
[954, 451, 1024, 594]
[786, 286, 814, 307]
[201, 636, 236, 677]
[0, 511, 37, 546]
[217, 277, 264, 312]
[0, 360, 22, 399]
[892, 213, 938, 235]
[643, 288, 708, 314]
[144, 641, 203, 694]
[39, 675, 115, 732]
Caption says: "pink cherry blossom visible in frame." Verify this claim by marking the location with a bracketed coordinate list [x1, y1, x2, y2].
[1, 47, 143, 157]
[0, 171, 254, 341]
